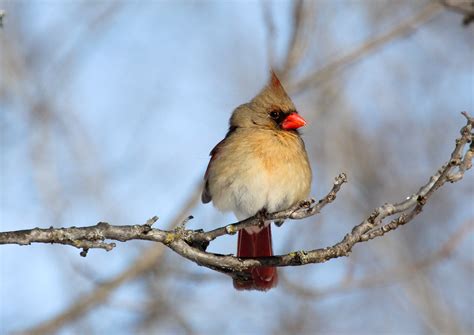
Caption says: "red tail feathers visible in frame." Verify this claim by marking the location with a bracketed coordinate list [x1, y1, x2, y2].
[233, 225, 278, 291]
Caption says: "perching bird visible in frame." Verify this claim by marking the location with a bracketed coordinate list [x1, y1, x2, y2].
[202, 72, 312, 291]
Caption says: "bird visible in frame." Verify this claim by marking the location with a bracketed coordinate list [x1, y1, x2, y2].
[202, 72, 312, 291]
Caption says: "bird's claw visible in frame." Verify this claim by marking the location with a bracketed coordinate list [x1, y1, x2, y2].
[299, 199, 314, 208]
[257, 209, 269, 227]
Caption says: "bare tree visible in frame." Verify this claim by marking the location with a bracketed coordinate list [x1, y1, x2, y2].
[1, 1, 473, 334]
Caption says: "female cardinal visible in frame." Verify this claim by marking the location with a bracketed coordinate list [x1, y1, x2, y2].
[202, 72, 312, 291]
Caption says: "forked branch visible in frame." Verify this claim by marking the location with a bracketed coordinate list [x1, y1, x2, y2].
[0, 113, 472, 282]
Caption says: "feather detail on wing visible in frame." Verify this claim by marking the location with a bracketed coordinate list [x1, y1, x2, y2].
[201, 138, 225, 203]
[202, 127, 237, 203]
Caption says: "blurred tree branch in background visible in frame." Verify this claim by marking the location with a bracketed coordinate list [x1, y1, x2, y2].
[0, 9, 5, 28]
[287, 1, 444, 94]
[441, 0, 474, 25]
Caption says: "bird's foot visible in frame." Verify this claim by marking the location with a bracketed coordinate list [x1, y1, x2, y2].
[256, 208, 269, 228]
[299, 199, 315, 208]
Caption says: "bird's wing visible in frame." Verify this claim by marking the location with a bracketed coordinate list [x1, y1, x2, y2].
[201, 137, 226, 203]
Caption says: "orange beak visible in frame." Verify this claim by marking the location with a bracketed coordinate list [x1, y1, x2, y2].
[281, 113, 306, 130]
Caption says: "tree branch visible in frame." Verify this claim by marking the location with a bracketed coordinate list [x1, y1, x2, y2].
[1, 113, 472, 283]
[0, 174, 347, 262]
[19, 183, 204, 335]
[441, 0, 474, 25]
[282, 219, 474, 299]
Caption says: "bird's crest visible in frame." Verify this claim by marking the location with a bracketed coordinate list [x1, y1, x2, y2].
[251, 71, 295, 111]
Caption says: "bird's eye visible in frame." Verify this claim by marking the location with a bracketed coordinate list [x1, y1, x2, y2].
[269, 111, 280, 119]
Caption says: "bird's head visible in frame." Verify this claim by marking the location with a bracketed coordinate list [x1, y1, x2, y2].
[230, 71, 306, 132]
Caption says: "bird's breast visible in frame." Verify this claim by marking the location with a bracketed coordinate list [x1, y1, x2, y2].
[208, 129, 312, 220]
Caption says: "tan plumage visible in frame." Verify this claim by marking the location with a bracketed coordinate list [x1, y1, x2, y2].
[202, 72, 312, 290]
[203, 126, 311, 221]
